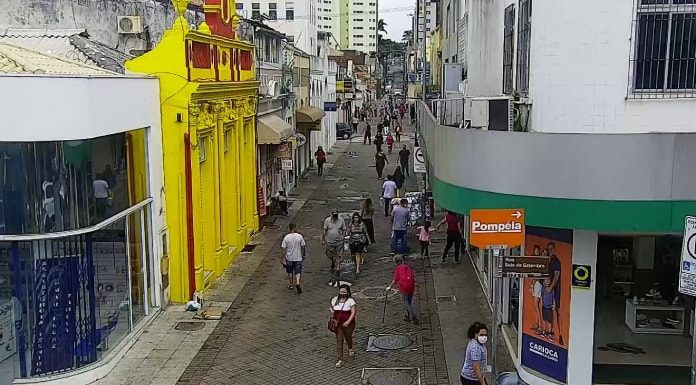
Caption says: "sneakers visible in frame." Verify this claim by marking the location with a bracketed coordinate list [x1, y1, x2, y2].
[665, 316, 680, 325]
[295, 285, 302, 294]
[637, 320, 650, 328]
[645, 288, 662, 300]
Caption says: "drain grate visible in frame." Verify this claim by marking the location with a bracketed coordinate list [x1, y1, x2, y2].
[361, 368, 420, 385]
[174, 321, 205, 331]
[373, 334, 412, 350]
[436, 295, 456, 303]
[241, 244, 257, 252]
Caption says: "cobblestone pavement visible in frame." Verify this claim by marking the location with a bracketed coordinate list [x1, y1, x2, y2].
[176, 113, 452, 385]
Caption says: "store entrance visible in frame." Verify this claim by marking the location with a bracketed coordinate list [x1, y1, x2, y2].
[592, 235, 693, 384]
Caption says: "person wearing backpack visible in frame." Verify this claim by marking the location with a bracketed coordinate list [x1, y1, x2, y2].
[386, 255, 419, 324]
[314, 146, 327, 176]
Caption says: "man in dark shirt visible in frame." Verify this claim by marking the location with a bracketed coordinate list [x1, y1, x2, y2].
[547, 242, 564, 345]
[398, 145, 411, 177]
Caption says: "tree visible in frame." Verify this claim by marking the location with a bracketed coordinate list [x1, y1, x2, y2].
[377, 19, 387, 34]
[402, 30, 413, 44]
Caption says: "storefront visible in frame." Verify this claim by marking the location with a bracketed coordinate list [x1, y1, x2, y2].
[0, 45, 163, 384]
[296, 105, 325, 177]
[256, 114, 294, 218]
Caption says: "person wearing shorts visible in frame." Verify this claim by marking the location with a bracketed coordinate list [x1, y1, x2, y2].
[280, 223, 306, 294]
[323, 209, 347, 283]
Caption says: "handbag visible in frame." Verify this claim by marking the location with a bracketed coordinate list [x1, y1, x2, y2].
[328, 299, 348, 333]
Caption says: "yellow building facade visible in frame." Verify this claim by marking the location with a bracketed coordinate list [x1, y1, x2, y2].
[127, 0, 259, 302]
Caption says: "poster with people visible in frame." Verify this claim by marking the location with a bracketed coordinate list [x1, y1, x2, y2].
[521, 226, 572, 383]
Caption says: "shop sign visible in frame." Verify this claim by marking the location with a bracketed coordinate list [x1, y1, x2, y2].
[281, 159, 293, 170]
[324, 102, 337, 111]
[272, 142, 292, 159]
[413, 147, 426, 173]
[678, 216, 696, 296]
[500, 256, 549, 278]
[0, 301, 16, 363]
[469, 209, 525, 249]
[257, 176, 267, 217]
[296, 133, 307, 147]
[571, 264, 592, 289]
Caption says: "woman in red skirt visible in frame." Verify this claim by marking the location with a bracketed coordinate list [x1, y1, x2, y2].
[329, 284, 357, 367]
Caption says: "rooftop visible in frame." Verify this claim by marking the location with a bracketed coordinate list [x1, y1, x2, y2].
[0, 42, 117, 75]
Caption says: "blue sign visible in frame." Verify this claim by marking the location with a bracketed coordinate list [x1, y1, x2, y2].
[521, 334, 568, 383]
[324, 102, 337, 111]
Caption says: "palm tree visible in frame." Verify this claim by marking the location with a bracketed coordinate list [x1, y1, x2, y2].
[402, 30, 413, 44]
[377, 19, 387, 34]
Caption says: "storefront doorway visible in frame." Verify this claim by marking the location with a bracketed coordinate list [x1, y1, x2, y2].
[592, 235, 693, 384]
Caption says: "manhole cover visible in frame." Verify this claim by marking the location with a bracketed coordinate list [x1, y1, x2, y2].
[359, 287, 397, 298]
[366, 371, 414, 385]
[373, 334, 412, 350]
[174, 321, 205, 331]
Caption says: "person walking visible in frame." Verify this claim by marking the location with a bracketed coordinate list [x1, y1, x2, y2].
[329, 284, 357, 367]
[386, 255, 418, 323]
[416, 220, 434, 257]
[398, 145, 410, 177]
[381, 176, 397, 217]
[436, 211, 463, 263]
[360, 198, 376, 244]
[375, 150, 388, 179]
[314, 146, 327, 176]
[280, 223, 306, 294]
[386, 132, 395, 154]
[323, 209, 347, 284]
[374, 130, 384, 154]
[460, 322, 489, 385]
[391, 198, 410, 254]
[348, 212, 370, 275]
[392, 166, 405, 197]
[395, 124, 402, 142]
[363, 122, 372, 145]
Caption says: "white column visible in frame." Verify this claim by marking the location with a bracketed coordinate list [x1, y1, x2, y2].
[567, 229, 598, 385]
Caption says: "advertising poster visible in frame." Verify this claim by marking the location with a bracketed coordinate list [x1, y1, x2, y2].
[521, 226, 573, 383]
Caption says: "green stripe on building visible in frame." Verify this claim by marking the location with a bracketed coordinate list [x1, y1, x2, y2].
[431, 177, 696, 233]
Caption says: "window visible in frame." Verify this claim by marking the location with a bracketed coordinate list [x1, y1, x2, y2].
[354, 34, 364, 38]
[252, 2, 259, 9]
[369, 34, 375, 38]
[356, 10, 364, 14]
[354, 18, 364, 21]
[199, 136, 207, 162]
[355, 43, 364, 46]
[286, 9, 294, 20]
[369, 2, 375, 5]
[252, 10, 261, 19]
[631, 0, 696, 95]
[354, 1, 364, 4]
[236, 3, 243, 9]
[355, 26, 364, 29]
[369, 10, 375, 14]
[516, 0, 532, 95]
[268, 3, 277, 19]
[503, 4, 515, 94]
[224, 129, 231, 152]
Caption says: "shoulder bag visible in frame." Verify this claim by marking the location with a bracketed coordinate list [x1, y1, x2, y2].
[328, 299, 348, 333]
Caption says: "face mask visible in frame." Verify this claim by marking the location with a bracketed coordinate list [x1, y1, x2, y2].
[477, 336, 488, 344]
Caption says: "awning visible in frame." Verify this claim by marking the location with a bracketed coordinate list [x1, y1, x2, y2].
[296, 106, 326, 123]
[257, 114, 294, 144]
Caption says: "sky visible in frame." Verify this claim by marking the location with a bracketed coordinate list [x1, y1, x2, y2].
[379, 0, 414, 41]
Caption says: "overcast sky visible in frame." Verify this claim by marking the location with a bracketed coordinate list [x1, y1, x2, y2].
[380, 0, 414, 41]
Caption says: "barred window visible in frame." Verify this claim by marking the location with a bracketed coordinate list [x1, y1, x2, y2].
[503, 4, 515, 94]
[516, 0, 532, 95]
[630, 0, 696, 97]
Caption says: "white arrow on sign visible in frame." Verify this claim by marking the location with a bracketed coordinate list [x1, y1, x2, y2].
[511, 211, 522, 219]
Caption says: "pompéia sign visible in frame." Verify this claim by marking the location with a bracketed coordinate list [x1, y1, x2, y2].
[469, 209, 525, 249]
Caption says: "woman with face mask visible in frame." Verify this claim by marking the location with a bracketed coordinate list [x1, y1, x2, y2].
[460, 322, 489, 385]
[329, 284, 357, 367]
[348, 212, 370, 275]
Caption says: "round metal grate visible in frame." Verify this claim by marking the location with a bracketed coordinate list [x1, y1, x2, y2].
[359, 287, 397, 299]
[174, 321, 205, 331]
[366, 370, 415, 385]
[373, 334, 412, 350]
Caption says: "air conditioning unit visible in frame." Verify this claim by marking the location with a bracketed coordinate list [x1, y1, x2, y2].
[118, 16, 143, 34]
[470, 96, 513, 131]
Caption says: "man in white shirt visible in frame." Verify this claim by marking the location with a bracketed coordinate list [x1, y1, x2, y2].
[382, 175, 397, 216]
[93, 173, 110, 219]
[280, 223, 306, 294]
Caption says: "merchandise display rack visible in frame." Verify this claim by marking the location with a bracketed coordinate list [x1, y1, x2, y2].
[625, 299, 685, 335]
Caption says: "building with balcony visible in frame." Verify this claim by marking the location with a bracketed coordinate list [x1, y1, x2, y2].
[317, 0, 377, 53]
[419, 1, 696, 385]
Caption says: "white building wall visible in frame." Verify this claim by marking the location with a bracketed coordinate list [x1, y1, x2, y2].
[243, 0, 319, 54]
[465, 0, 696, 134]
